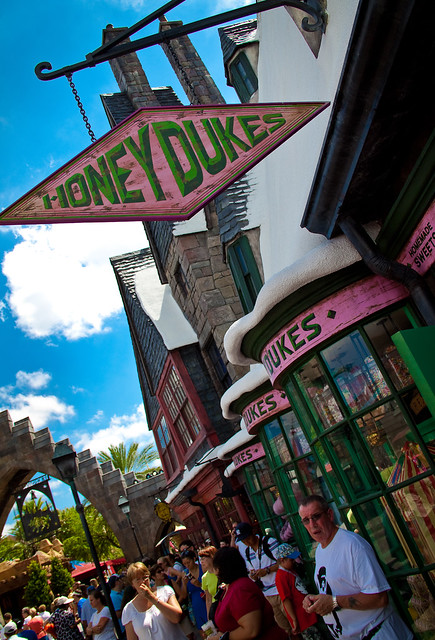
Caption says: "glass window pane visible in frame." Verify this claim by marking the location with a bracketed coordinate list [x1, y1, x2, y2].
[327, 426, 380, 496]
[175, 415, 193, 448]
[283, 465, 305, 505]
[295, 357, 344, 429]
[356, 401, 431, 483]
[355, 498, 415, 571]
[295, 456, 328, 497]
[390, 477, 435, 566]
[313, 442, 347, 501]
[321, 331, 391, 413]
[404, 573, 435, 636]
[280, 411, 311, 458]
[264, 420, 291, 465]
[255, 458, 275, 487]
[364, 310, 415, 390]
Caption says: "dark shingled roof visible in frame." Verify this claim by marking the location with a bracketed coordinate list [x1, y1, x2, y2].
[110, 248, 168, 426]
[100, 86, 183, 126]
[215, 177, 250, 245]
[218, 19, 258, 65]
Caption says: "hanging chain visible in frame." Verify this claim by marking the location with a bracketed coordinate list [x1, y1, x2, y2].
[165, 40, 200, 105]
[66, 74, 97, 143]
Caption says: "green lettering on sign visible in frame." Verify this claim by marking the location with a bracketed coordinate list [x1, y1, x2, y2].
[106, 143, 145, 204]
[153, 121, 203, 197]
[183, 119, 227, 175]
[124, 126, 166, 202]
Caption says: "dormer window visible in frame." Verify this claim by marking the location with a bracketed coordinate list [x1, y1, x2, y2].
[229, 52, 258, 103]
[219, 19, 259, 104]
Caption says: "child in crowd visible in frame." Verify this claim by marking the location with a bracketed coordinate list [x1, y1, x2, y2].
[275, 543, 325, 639]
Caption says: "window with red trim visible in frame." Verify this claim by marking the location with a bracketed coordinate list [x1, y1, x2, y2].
[156, 415, 177, 476]
[160, 365, 202, 450]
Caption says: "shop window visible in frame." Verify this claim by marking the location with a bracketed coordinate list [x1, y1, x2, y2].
[227, 236, 263, 313]
[280, 411, 311, 457]
[160, 365, 202, 451]
[182, 512, 212, 547]
[156, 415, 177, 477]
[244, 459, 282, 537]
[210, 497, 240, 539]
[206, 338, 232, 390]
[353, 498, 415, 572]
[295, 357, 344, 429]
[280, 303, 435, 626]
[364, 309, 415, 390]
[264, 419, 292, 465]
[229, 52, 258, 103]
[355, 400, 431, 482]
[326, 425, 381, 498]
[390, 475, 435, 566]
[321, 331, 391, 413]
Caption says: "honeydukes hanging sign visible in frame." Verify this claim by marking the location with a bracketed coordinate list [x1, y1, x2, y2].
[0, 102, 328, 225]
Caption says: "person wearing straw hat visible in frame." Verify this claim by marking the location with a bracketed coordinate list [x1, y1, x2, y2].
[299, 495, 413, 640]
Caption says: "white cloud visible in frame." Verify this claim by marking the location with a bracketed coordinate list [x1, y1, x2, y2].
[0, 391, 75, 429]
[2, 222, 147, 340]
[48, 478, 65, 495]
[87, 409, 105, 424]
[214, 0, 252, 9]
[16, 369, 52, 390]
[75, 404, 155, 456]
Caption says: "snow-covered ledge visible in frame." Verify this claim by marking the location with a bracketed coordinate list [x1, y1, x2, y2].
[221, 364, 269, 420]
[224, 225, 380, 366]
[135, 268, 197, 350]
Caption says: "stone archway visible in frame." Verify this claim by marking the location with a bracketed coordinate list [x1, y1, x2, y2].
[0, 410, 168, 561]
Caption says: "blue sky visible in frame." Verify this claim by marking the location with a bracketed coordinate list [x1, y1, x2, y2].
[0, 0, 242, 531]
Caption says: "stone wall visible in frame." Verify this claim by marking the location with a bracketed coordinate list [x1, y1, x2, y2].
[0, 410, 168, 562]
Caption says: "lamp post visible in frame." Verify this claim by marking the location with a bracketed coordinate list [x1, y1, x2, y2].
[52, 443, 123, 639]
[118, 495, 143, 559]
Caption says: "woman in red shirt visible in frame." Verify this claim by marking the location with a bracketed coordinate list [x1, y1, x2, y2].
[208, 547, 287, 640]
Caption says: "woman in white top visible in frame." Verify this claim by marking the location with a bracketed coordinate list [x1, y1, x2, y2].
[85, 590, 116, 640]
[122, 562, 186, 640]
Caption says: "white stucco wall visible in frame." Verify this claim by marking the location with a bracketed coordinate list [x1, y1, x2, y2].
[240, 1, 360, 280]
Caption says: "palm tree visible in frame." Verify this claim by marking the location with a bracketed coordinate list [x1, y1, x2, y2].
[97, 442, 161, 480]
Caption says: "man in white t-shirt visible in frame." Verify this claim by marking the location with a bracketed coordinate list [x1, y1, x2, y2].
[299, 495, 413, 640]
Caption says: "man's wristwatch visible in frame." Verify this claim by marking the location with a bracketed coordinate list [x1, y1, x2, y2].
[332, 596, 341, 611]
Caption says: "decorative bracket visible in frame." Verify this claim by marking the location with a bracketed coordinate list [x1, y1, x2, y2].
[35, 0, 327, 81]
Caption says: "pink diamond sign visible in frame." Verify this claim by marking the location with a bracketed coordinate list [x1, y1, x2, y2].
[0, 102, 329, 225]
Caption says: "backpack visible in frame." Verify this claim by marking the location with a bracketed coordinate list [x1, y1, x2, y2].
[245, 535, 275, 564]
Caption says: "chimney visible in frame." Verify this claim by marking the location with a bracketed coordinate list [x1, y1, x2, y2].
[102, 24, 161, 108]
[159, 17, 225, 105]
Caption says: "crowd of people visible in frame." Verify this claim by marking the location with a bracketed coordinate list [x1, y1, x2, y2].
[1, 495, 414, 640]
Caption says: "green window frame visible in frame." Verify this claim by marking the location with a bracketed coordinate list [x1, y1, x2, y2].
[227, 236, 263, 313]
[229, 51, 258, 103]
[276, 304, 435, 635]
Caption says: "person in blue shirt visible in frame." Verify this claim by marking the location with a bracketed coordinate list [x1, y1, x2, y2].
[107, 574, 125, 632]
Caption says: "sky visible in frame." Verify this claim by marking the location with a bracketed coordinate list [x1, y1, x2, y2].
[0, 0, 244, 533]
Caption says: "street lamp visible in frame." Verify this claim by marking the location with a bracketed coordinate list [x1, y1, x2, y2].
[52, 443, 123, 639]
[118, 495, 143, 559]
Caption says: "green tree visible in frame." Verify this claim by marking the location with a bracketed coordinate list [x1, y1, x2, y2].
[50, 557, 73, 597]
[97, 442, 161, 480]
[24, 560, 52, 607]
[58, 506, 122, 561]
